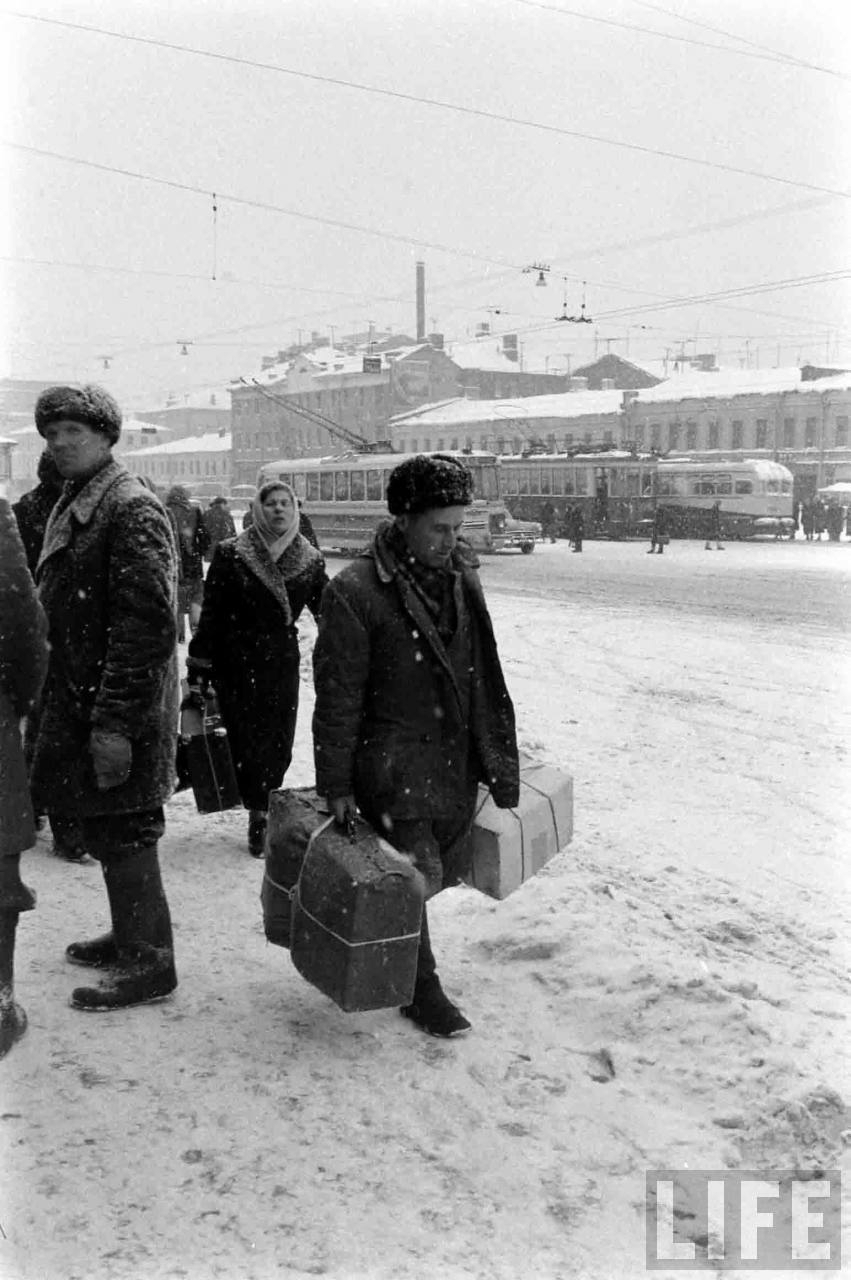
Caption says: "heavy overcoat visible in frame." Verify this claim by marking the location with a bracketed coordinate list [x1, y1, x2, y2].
[30, 460, 179, 818]
[0, 499, 48, 860]
[187, 528, 327, 810]
[312, 530, 519, 819]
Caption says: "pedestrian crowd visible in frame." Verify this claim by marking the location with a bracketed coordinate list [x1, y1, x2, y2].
[1, 388, 519, 1056]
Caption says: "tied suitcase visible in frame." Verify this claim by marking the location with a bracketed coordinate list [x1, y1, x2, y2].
[177, 684, 241, 815]
[468, 756, 573, 900]
[290, 813, 425, 1013]
[261, 787, 329, 949]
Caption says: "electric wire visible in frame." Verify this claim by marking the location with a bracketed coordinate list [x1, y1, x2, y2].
[5, 12, 850, 195]
[509, 0, 850, 79]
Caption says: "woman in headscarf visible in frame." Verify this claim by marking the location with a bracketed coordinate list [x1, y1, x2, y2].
[187, 482, 328, 855]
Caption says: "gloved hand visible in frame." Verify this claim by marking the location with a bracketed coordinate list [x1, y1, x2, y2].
[89, 729, 133, 790]
[329, 794, 358, 841]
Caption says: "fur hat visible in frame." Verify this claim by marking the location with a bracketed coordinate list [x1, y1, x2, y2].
[34, 384, 122, 445]
[386, 453, 474, 516]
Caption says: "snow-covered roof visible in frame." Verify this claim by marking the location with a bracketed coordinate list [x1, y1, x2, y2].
[803, 371, 851, 392]
[123, 431, 231, 457]
[137, 387, 230, 412]
[447, 339, 525, 373]
[1, 417, 168, 438]
[633, 366, 808, 404]
[391, 389, 624, 429]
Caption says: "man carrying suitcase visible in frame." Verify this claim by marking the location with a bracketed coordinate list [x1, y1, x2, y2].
[312, 454, 519, 1038]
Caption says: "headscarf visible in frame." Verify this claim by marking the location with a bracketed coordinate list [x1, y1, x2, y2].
[251, 481, 300, 562]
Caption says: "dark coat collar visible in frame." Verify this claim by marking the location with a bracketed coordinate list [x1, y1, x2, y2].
[38, 459, 125, 570]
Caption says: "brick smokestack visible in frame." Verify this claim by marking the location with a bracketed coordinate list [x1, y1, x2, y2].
[416, 261, 426, 342]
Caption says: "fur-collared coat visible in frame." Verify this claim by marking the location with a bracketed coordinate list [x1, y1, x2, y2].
[30, 460, 179, 818]
[0, 499, 48, 863]
[312, 528, 519, 819]
[187, 527, 327, 810]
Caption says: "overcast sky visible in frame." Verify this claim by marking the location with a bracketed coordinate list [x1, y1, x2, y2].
[2, 0, 850, 409]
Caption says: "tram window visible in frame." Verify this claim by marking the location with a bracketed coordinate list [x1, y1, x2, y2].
[319, 472, 334, 501]
[306, 473, 320, 502]
[781, 479, 792, 494]
[334, 471, 350, 500]
[641, 472, 653, 496]
[717, 475, 732, 495]
[735, 480, 754, 495]
[625, 469, 641, 496]
[504, 469, 518, 496]
[410, 439, 418, 453]
[563, 471, 574, 496]
[517, 468, 530, 496]
[691, 478, 711, 496]
[574, 471, 588, 495]
[766, 479, 780, 494]
[291, 473, 307, 499]
[423, 438, 431, 451]
[540, 468, 551, 495]
[350, 471, 365, 501]
[366, 469, 382, 501]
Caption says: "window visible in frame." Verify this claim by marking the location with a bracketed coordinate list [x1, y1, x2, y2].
[564, 434, 574, 450]
[836, 416, 848, 447]
[783, 418, 795, 448]
[603, 429, 613, 445]
[669, 424, 680, 451]
[513, 437, 523, 454]
[755, 419, 768, 449]
[436, 438, 445, 451]
[306, 473, 320, 502]
[350, 471, 365, 501]
[319, 472, 334, 501]
[450, 437, 459, 451]
[686, 423, 697, 450]
[650, 424, 661, 448]
[422, 438, 431, 452]
[734, 479, 754, 495]
[708, 420, 720, 449]
[633, 424, 644, 449]
[517, 468, 530, 495]
[731, 421, 743, 450]
[366, 469, 382, 501]
[766, 479, 780, 494]
[546, 434, 557, 453]
[334, 471, 350, 500]
[409, 439, 417, 453]
[805, 418, 817, 448]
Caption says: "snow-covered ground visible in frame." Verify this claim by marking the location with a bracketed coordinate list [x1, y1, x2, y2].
[2, 537, 849, 1280]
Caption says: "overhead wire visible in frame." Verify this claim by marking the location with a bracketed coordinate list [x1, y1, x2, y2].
[508, 0, 851, 79]
[5, 12, 850, 195]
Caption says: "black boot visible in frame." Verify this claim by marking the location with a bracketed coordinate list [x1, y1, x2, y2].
[0, 911, 28, 1059]
[66, 932, 119, 968]
[71, 847, 177, 1011]
[400, 907, 471, 1038]
[248, 809, 267, 858]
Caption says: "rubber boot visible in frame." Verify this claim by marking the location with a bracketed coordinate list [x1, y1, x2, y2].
[0, 912, 27, 1058]
[400, 907, 471, 1038]
[71, 847, 177, 1011]
[66, 857, 124, 967]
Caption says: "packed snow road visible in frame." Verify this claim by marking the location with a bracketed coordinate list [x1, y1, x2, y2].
[1, 536, 848, 1280]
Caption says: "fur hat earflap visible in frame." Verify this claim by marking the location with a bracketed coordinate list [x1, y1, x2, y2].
[34, 384, 122, 445]
[386, 453, 474, 516]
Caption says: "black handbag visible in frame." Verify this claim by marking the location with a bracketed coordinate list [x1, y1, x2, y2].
[177, 685, 241, 814]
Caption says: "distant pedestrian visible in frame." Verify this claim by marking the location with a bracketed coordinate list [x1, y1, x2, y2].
[202, 496, 236, 560]
[187, 481, 328, 856]
[704, 500, 724, 551]
[649, 505, 669, 554]
[0, 497, 48, 1057]
[12, 450, 64, 577]
[540, 500, 558, 543]
[826, 505, 844, 542]
[30, 384, 179, 1011]
[570, 507, 584, 553]
[801, 502, 814, 541]
[165, 485, 209, 641]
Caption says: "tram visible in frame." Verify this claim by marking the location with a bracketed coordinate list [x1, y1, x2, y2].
[499, 450, 795, 539]
[256, 450, 539, 554]
[500, 449, 657, 538]
[655, 458, 795, 538]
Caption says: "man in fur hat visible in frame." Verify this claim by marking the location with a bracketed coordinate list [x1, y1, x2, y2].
[29, 385, 179, 1011]
[312, 454, 519, 1037]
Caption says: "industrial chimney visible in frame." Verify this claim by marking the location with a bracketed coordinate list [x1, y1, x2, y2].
[416, 261, 426, 342]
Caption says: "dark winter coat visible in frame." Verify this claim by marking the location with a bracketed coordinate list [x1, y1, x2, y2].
[12, 479, 63, 577]
[187, 528, 327, 810]
[30, 460, 179, 818]
[165, 488, 209, 582]
[201, 499, 236, 560]
[312, 526, 519, 820]
[0, 500, 48, 862]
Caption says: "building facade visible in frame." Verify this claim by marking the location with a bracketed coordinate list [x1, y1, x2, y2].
[122, 430, 232, 496]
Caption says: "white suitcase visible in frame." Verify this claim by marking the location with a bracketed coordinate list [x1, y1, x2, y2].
[468, 757, 573, 899]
